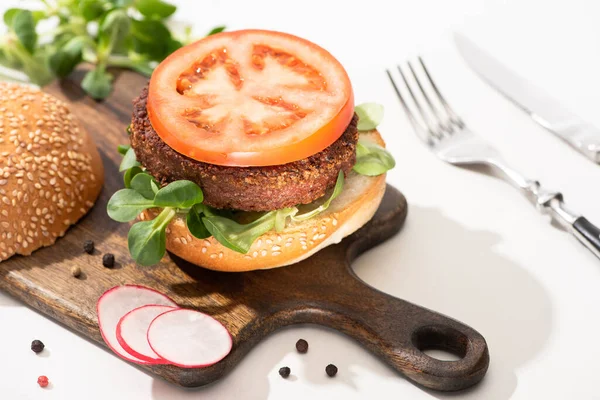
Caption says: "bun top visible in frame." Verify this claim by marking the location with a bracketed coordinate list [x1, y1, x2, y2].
[0, 82, 104, 261]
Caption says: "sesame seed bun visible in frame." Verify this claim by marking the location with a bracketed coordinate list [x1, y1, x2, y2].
[0, 83, 104, 262]
[140, 130, 386, 272]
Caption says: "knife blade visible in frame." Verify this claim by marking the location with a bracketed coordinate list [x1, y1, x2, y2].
[454, 33, 600, 163]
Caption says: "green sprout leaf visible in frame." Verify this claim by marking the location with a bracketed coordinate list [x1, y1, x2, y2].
[107, 188, 155, 222]
[49, 36, 87, 78]
[3, 9, 22, 26]
[135, 0, 177, 19]
[153, 180, 203, 208]
[119, 147, 140, 172]
[130, 172, 158, 200]
[186, 204, 211, 239]
[99, 9, 130, 53]
[150, 179, 159, 194]
[293, 170, 344, 221]
[81, 66, 113, 99]
[124, 166, 142, 188]
[0, 0, 182, 100]
[355, 103, 384, 131]
[79, 0, 106, 21]
[206, 26, 226, 36]
[11, 10, 37, 53]
[275, 208, 298, 232]
[203, 212, 276, 254]
[128, 207, 175, 266]
[353, 140, 395, 176]
[130, 19, 171, 61]
[117, 144, 131, 155]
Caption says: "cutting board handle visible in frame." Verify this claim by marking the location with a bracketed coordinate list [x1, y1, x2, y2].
[284, 260, 489, 392]
[343, 276, 489, 392]
[262, 187, 489, 392]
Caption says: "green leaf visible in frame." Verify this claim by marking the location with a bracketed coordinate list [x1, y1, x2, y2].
[107, 189, 155, 222]
[48, 36, 86, 78]
[119, 147, 140, 171]
[206, 26, 226, 36]
[11, 10, 37, 53]
[166, 38, 183, 55]
[153, 180, 203, 208]
[293, 170, 344, 221]
[275, 208, 298, 232]
[108, 0, 134, 6]
[81, 66, 113, 100]
[186, 204, 211, 239]
[355, 103, 384, 131]
[79, 0, 105, 21]
[31, 11, 46, 23]
[203, 212, 276, 254]
[130, 172, 158, 200]
[3, 8, 21, 26]
[130, 19, 171, 60]
[3, 8, 42, 25]
[150, 179, 159, 194]
[123, 166, 142, 188]
[128, 207, 174, 266]
[117, 144, 131, 155]
[353, 140, 396, 176]
[99, 9, 130, 54]
[135, 0, 177, 19]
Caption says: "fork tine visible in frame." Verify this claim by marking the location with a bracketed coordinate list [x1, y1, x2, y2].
[385, 69, 428, 133]
[396, 65, 439, 138]
[418, 57, 464, 128]
[407, 61, 452, 134]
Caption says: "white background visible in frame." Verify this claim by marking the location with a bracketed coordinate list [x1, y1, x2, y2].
[2, 0, 600, 399]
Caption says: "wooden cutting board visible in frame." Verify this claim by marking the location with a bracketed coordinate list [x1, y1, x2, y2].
[0, 69, 489, 392]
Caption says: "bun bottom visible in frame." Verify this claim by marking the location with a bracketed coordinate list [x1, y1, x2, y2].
[141, 131, 387, 272]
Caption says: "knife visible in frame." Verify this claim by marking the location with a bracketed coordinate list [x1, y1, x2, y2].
[454, 33, 600, 163]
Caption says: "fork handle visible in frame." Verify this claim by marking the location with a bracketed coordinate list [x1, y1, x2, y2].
[522, 181, 600, 260]
[573, 217, 600, 259]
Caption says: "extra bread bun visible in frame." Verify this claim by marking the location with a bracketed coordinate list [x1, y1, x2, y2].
[0, 83, 104, 262]
[141, 130, 386, 272]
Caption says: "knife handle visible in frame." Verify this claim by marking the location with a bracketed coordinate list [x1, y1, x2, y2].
[573, 217, 600, 259]
[551, 120, 600, 163]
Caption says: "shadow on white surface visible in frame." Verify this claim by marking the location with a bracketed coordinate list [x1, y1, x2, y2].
[0, 292, 21, 307]
[149, 323, 407, 400]
[352, 205, 553, 400]
[147, 205, 552, 400]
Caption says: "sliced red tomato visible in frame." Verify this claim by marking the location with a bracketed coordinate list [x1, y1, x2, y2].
[147, 29, 354, 167]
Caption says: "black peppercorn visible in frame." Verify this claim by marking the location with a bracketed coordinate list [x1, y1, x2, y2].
[325, 364, 338, 377]
[102, 253, 115, 268]
[278, 366, 291, 378]
[31, 340, 45, 353]
[295, 339, 308, 353]
[83, 240, 94, 254]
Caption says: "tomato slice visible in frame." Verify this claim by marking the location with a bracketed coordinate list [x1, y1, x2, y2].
[147, 29, 354, 167]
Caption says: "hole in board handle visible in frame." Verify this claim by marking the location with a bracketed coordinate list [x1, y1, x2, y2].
[411, 325, 469, 361]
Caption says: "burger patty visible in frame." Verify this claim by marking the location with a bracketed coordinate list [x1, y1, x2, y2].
[130, 87, 358, 212]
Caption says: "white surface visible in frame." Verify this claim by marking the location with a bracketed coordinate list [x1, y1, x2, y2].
[1, 0, 600, 399]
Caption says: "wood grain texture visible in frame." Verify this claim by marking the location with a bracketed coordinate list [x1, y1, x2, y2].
[0, 69, 489, 391]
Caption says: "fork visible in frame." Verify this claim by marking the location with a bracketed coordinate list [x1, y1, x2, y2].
[386, 58, 600, 260]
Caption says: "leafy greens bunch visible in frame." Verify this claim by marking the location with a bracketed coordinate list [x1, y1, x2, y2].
[0, 0, 225, 99]
[107, 103, 394, 266]
[109, 144, 346, 266]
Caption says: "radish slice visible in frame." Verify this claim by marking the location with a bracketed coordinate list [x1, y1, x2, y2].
[147, 309, 232, 368]
[117, 305, 176, 364]
[97, 285, 177, 364]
